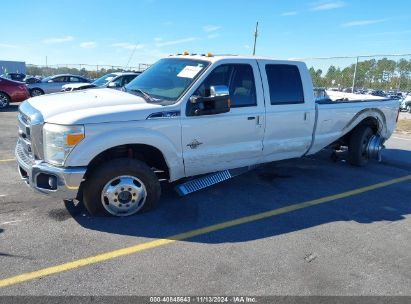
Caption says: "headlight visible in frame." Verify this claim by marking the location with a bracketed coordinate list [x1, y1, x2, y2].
[43, 123, 84, 166]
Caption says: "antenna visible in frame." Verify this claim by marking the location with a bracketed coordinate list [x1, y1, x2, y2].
[253, 21, 259, 56]
[124, 44, 138, 70]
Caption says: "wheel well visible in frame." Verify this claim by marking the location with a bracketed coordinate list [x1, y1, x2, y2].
[30, 88, 44, 93]
[85, 144, 169, 180]
[333, 117, 380, 147]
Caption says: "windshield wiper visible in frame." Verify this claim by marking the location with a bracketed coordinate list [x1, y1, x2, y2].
[129, 88, 155, 102]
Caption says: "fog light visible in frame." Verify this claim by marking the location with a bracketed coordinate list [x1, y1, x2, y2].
[36, 173, 58, 190]
[48, 176, 57, 189]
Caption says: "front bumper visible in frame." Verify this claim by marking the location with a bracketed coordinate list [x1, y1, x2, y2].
[15, 140, 86, 200]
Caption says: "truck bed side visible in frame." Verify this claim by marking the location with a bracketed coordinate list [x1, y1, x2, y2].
[308, 99, 399, 155]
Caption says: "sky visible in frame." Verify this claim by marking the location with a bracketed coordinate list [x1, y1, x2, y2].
[0, 0, 410, 69]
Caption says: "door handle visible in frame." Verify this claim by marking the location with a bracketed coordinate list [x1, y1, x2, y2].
[247, 116, 256, 120]
[256, 115, 263, 126]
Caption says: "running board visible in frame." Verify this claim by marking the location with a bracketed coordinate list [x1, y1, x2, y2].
[174, 166, 258, 196]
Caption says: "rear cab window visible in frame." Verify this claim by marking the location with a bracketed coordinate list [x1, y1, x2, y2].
[265, 64, 305, 105]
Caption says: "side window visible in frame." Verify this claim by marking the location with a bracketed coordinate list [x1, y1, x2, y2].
[195, 64, 257, 108]
[52, 76, 66, 83]
[122, 75, 136, 86]
[230, 65, 257, 107]
[111, 76, 123, 87]
[69, 76, 81, 82]
[265, 64, 304, 105]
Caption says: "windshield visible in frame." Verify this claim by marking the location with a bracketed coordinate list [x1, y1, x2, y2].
[93, 73, 117, 86]
[125, 58, 209, 103]
[41, 76, 53, 83]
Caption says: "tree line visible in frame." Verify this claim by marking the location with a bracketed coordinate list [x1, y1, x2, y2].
[309, 57, 411, 91]
[26, 66, 142, 80]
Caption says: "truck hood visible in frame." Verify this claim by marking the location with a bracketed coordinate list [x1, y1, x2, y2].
[26, 88, 163, 124]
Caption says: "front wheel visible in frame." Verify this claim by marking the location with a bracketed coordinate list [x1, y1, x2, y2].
[407, 105, 411, 113]
[82, 158, 161, 216]
[30, 88, 44, 97]
[0, 92, 10, 109]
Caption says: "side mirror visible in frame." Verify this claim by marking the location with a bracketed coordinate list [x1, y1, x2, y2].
[209, 85, 229, 98]
[187, 85, 230, 116]
[108, 82, 119, 88]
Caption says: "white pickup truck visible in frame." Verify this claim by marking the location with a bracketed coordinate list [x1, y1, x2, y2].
[16, 55, 399, 217]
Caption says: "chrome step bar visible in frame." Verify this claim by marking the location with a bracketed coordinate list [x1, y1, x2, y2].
[175, 165, 258, 196]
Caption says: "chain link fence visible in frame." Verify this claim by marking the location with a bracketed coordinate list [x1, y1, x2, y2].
[292, 53, 411, 92]
[26, 63, 152, 79]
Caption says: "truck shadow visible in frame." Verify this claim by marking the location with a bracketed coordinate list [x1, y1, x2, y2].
[0, 104, 19, 113]
[65, 154, 411, 244]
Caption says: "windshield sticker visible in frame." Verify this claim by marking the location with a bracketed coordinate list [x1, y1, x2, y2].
[177, 66, 203, 79]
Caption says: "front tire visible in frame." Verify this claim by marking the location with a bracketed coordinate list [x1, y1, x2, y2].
[82, 158, 161, 216]
[348, 126, 374, 167]
[0, 92, 10, 109]
[30, 88, 44, 97]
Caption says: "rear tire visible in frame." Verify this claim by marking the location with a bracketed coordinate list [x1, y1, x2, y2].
[82, 158, 161, 216]
[348, 126, 373, 167]
[0, 92, 10, 109]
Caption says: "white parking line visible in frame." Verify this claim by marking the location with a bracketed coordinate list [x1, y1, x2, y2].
[0, 220, 24, 225]
[0, 194, 6, 197]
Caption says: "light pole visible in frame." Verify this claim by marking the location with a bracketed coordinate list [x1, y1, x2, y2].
[352, 56, 359, 93]
[252, 22, 259, 56]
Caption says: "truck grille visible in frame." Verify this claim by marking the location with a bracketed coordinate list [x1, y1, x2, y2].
[16, 139, 33, 166]
[17, 112, 33, 158]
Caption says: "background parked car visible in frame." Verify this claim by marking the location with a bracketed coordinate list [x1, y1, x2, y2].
[24, 75, 42, 84]
[1, 72, 26, 82]
[27, 74, 91, 96]
[0, 77, 30, 109]
[61, 72, 140, 92]
[371, 90, 386, 97]
[400, 95, 411, 112]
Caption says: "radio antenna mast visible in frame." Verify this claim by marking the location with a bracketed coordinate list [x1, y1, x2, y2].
[253, 21, 259, 56]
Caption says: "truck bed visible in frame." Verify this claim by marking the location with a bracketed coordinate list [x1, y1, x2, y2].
[308, 98, 399, 155]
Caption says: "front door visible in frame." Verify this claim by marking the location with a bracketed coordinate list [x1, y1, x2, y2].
[181, 60, 265, 177]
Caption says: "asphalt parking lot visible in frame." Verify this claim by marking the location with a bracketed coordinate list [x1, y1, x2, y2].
[1, 104, 411, 296]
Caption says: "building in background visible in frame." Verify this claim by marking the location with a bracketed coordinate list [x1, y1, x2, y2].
[0, 60, 26, 75]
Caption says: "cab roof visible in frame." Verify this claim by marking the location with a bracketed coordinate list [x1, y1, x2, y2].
[168, 54, 303, 64]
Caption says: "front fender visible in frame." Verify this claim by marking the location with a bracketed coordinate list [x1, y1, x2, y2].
[64, 121, 184, 181]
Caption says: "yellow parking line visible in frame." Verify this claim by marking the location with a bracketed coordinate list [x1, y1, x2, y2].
[0, 158, 15, 163]
[1, 174, 411, 288]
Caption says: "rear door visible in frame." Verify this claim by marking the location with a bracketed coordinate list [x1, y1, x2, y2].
[181, 59, 265, 177]
[258, 61, 315, 162]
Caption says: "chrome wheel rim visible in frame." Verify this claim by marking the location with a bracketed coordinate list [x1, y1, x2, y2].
[31, 89, 42, 97]
[0, 94, 8, 108]
[101, 175, 147, 216]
